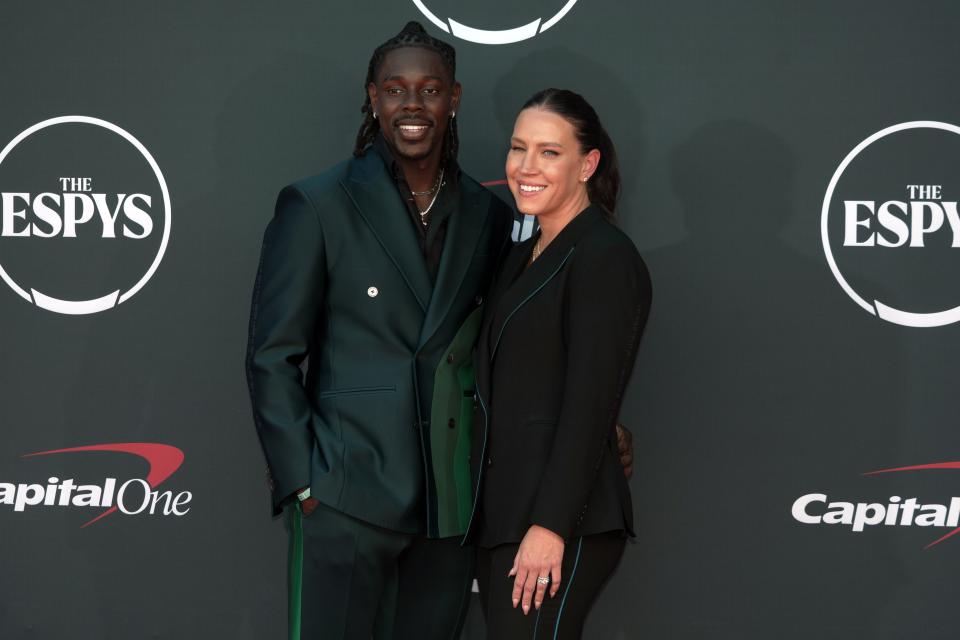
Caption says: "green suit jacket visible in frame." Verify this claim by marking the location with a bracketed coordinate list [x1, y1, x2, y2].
[246, 150, 512, 537]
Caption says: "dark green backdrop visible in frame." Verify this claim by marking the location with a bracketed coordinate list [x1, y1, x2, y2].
[2, 1, 959, 638]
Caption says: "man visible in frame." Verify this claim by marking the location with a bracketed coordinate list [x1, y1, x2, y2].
[246, 22, 633, 640]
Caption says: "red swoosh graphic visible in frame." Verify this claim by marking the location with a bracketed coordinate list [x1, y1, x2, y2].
[22, 443, 185, 528]
[864, 460, 960, 549]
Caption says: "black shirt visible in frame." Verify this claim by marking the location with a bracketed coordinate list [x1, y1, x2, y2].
[371, 134, 460, 282]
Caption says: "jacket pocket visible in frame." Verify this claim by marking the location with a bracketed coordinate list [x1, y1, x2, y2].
[319, 385, 396, 399]
[524, 419, 557, 428]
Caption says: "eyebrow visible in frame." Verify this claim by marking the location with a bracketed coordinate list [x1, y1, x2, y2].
[382, 74, 446, 83]
[511, 137, 564, 148]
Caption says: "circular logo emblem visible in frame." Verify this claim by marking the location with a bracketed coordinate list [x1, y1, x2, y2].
[412, 0, 579, 45]
[821, 121, 960, 328]
[0, 116, 170, 315]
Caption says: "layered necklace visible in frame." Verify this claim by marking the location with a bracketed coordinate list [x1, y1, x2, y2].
[412, 167, 445, 226]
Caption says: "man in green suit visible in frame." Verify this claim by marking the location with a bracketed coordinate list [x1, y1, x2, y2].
[246, 22, 513, 640]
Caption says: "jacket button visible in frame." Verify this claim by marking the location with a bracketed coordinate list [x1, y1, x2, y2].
[447, 353, 455, 364]
[486, 457, 493, 468]
[475, 295, 483, 305]
[448, 418, 456, 429]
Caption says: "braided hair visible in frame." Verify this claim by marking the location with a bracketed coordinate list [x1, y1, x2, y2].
[354, 21, 459, 162]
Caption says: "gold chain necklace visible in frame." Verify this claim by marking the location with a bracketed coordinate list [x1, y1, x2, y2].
[531, 236, 543, 262]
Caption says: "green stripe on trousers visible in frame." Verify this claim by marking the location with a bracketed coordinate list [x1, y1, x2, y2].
[288, 503, 304, 640]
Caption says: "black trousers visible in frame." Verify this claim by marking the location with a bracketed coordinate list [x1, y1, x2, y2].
[475, 532, 626, 640]
[285, 502, 475, 640]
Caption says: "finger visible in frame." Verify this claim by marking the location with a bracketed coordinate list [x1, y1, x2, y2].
[521, 570, 537, 614]
[623, 464, 633, 479]
[550, 563, 562, 597]
[533, 569, 549, 609]
[508, 551, 520, 577]
[512, 566, 527, 608]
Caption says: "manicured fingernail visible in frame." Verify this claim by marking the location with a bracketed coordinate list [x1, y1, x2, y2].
[512, 598, 519, 607]
[523, 605, 529, 614]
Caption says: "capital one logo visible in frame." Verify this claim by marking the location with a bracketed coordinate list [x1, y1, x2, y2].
[792, 460, 960, 550]
[821, 121, 960, 328]
[412, 0, 579, 44]
[1, 443, 190, 527]
[0, 116, 171, 315]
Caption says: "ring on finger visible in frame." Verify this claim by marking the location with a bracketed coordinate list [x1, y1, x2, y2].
[536, 576, 550, 585]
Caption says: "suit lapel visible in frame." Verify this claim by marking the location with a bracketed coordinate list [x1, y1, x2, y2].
[477, 236, 528, 353]
[339, 152, 432, 311]
[475, 234, 529, 403]
[418, 181, 489, 348]
[486, 206, 603, 362]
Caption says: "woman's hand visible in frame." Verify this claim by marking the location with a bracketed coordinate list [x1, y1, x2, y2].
[509, 525, 565, 614]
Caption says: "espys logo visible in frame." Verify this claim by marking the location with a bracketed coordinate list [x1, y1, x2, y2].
[0, 116, 171, 315]
[412, 0, 579, 44]
[792, 461, 960, 550]
[821, 121, 960, 328]
[0, 443, 191, 527]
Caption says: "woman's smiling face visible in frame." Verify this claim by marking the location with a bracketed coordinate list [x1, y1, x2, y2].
[506, 107, 597, 220]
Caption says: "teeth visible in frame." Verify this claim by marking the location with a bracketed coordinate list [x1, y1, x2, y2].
[520, 184, 546, 192]
[400, 125, 428, 131]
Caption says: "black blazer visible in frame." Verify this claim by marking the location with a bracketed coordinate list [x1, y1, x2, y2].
[465, 205, 652, 547]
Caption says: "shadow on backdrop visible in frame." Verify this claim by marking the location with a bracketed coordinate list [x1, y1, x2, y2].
[621, 119, 905, 638]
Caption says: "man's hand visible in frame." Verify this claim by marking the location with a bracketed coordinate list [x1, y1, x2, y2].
[295, 486, 319, 517]
[615, 423, 633, 479]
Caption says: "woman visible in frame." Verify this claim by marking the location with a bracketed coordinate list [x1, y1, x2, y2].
[467, 89, 652, 639]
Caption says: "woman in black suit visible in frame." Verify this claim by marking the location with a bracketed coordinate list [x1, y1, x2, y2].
[467, 89, 652, 639]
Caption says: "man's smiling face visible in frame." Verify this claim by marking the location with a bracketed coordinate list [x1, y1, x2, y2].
[368, 46, 461, 163]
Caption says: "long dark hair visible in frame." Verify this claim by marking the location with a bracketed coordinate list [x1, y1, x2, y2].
[520, 88, 620, 217]
[353, 22, 459, 164]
